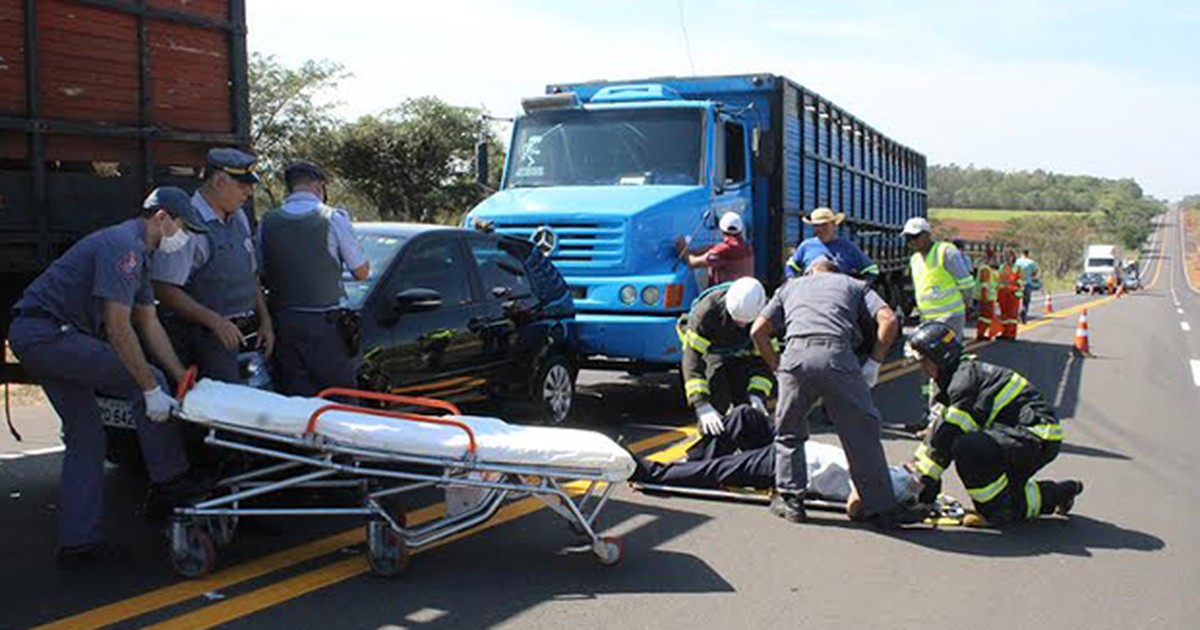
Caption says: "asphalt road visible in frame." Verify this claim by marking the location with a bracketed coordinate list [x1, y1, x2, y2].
[1, 214, 1192, 630]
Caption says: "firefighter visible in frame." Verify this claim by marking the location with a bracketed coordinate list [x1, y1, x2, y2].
[903, 321, 1084, 526]
[997, 250, 1023, 341]
[975, 249, 999, 341]
[678, 277, 773, 436]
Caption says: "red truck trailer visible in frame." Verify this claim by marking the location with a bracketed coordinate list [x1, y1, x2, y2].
[0, 0, 250, 383]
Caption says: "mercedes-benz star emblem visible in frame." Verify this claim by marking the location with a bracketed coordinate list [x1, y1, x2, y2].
[531, 225, 557, 255]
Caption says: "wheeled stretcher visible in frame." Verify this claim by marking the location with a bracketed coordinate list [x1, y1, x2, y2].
[166, 370, 635, 578]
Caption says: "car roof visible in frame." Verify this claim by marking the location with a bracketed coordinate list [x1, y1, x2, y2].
[354, 222, 466, 238]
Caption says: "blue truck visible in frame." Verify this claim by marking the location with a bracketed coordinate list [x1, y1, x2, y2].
[466, 74, 926, 371]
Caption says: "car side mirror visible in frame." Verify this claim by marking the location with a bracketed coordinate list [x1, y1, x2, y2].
[393, 288, 443, 315]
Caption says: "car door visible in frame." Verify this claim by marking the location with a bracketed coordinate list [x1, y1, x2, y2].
[465, 235, 541, 392]
[371, 235, 491, 401]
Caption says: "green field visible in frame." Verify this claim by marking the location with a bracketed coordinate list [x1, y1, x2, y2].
[929, 208, 1094, 222]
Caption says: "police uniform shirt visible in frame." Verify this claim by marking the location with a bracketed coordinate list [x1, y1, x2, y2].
[786, 236, 877, 279]
[15, 219, 154, 337]
[761, 272, 886, 351]
[149, 191, 257, 292]
[256, 191, 366, 276]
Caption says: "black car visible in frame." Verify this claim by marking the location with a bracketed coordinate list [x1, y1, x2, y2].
[344, 223, 578, 424]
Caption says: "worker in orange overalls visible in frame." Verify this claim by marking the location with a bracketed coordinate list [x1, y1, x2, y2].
[996, 250, 1023, 341]
[975, 249, 998, 341]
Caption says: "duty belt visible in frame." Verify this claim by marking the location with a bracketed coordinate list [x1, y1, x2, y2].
[787, 335, 845, 347]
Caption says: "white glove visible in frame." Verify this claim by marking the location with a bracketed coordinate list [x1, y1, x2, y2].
[749, 395, 769, 417]
[861, 358, 881, 388]
[695, 403, 725, 436]
[143, 386, 179, 423]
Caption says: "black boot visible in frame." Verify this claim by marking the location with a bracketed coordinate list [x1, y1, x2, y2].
[56, 541, 131, 567]
[144, 468, 217, 521]
[1055, 480, 1084, 515]
[768, 492, 807, 523]
[869, 503, 932, 529]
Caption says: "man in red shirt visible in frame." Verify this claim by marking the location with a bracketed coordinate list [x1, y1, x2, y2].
[676, 212, 754, 286]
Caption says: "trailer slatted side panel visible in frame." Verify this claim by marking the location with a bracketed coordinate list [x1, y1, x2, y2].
[1, 0, 249, 383]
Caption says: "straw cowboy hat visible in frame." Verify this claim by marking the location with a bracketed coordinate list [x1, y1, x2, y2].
[803, 207, 845, 226]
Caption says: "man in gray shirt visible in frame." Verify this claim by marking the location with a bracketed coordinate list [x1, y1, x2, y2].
[750, 258, 921, 527]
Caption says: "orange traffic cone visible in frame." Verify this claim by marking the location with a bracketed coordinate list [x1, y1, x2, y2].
[1073, 309, 1091, 355]
[1044, 293, 1053, 314]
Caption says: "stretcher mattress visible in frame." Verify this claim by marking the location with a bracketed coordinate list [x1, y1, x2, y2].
[181, 379, 635, 481]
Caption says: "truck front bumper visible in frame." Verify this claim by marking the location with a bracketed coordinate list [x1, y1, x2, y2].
[575, 313, 683, 365]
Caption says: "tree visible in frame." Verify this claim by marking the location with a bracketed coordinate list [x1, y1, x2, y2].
[327, 97, 505, 224]
[248, 53, 348, 208]
[996, 214, 1093, 278]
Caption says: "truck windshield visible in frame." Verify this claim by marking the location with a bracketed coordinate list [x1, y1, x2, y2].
[1087, 257, 1115, 268]
[506, 108, 703, 188]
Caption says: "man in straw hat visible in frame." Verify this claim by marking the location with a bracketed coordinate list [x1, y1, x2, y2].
[784, 207, 879, 282]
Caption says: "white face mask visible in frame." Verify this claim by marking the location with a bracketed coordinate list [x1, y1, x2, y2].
[159, 226, 190, 254]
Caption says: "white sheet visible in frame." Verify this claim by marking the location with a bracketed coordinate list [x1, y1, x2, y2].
[181, 379, 635, 481]
[805, 441, 920, 503]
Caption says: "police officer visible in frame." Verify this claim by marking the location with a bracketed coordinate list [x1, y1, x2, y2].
[750, 258, 922, 526]
[679, 277, 773, 436]
[784, 207, 879, 282]
[258, 162, 369, 396]
[7, 188, 210, 564]
[903, 321, 1084, 526]
[151, 148, 274, 383]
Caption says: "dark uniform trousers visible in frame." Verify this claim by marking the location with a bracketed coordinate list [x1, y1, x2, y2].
[163, 315, 252, 384]
[638, 406, 774, 488]
[273, 309, 356, 397]
[8, 316, 189, 546]
[774, 337, 897, 517]
[952, 420, 1066, 523]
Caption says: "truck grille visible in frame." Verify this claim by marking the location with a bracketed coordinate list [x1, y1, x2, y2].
[495, 220, 626, 266]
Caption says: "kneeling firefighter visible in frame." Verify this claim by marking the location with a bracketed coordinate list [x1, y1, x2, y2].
[904, 321, 1084, 525]
[678, 277, 774, 435]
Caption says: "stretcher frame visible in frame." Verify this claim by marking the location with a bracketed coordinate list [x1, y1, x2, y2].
[166, 372, 626, 578]
[629, 482, 970, 526]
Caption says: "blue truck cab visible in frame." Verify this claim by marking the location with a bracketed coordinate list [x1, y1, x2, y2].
[466, 74, 926, 370]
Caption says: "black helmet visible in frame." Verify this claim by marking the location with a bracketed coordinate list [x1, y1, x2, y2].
[905, 321, 964, 377]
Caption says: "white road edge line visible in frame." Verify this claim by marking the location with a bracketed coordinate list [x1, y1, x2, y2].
[1179, 308, 1186, 315]
[1183, 322, 1192, 332]
[1191, 360, 1200, 388]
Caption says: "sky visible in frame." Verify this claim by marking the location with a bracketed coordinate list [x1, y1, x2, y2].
[246, 0, 1200, 200]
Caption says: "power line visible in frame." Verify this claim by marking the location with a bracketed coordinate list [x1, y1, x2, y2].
[676, 0, 697, 75]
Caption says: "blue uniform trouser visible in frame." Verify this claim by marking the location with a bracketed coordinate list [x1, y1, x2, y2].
[272, 310, 356, 397]
[8, 316, 189, 546]
[639, 406, 774, 488]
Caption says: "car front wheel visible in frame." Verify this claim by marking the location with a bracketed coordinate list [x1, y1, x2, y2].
[533, 353, 575, 425]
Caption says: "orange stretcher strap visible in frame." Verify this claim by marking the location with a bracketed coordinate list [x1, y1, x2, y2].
[316, 387, 462, 416]
[305, 403, 478, 455]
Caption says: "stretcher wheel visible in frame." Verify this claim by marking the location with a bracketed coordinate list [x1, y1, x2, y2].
[170, 525, 216, 579]
[593, 536, 624, 567]
[366, 519, 409, 578]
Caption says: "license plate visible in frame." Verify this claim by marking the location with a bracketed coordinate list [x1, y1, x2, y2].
[97, 396, 136, 430]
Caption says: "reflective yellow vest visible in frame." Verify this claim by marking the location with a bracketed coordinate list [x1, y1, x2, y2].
[911, 242, 966, 319]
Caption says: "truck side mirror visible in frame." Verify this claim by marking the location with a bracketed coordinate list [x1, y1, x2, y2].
[475, 140, 489, 188]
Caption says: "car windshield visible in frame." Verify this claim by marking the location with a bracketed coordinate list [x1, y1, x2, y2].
[342, 232, 411, 308]
[505, 107, 704, 188]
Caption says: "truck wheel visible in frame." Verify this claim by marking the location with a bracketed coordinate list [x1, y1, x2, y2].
[532, 353, 575, 426]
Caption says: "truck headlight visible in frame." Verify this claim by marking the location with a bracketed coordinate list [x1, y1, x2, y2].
[619, 285, 637, 305]
[641, 286, 661, 306]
